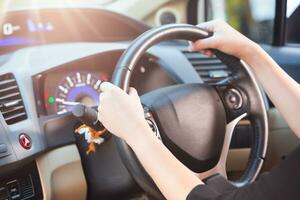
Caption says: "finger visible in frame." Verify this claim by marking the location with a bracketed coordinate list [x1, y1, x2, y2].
[196, 20, 216, 32]
[97, 111, 104, 123]
[100, 82, 119, 93]
[99, 92, 105, 104]
[198, 49, 206, 54]
[128, 87, 138, 96]
[191, 37, 217, 51]
[128, 87, 140, 101]
[97, 102, 103, 119]
[201, 49, 214, 57]
[205, 50, 214, 57]
[188, 41, 193, 52]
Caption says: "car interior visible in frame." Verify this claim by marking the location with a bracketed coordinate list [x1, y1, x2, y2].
[0, 0, 299, 199]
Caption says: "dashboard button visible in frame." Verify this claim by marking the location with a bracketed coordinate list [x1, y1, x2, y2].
[6, 180, 20, 200]
[19, 134, 32, 150]
[224, 88, 243, 110]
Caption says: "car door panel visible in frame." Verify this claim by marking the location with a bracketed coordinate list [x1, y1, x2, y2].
[261, 44, 300, 171]
[263, 45, 300, 82]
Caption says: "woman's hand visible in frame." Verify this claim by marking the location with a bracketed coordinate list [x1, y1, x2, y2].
[97, 82, 150, 144]
[193, 20, 300, 137]
[97, 85, 202, 200]
[190, 19, 259, 60]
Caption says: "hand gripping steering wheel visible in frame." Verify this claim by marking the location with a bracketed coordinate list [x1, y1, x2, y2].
[111, 24, 268, 199]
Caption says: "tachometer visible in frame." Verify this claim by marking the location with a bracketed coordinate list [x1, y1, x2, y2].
[54, 71, 107, 115]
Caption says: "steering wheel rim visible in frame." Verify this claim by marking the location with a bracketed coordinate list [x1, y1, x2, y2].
[111, 24, 268, 199]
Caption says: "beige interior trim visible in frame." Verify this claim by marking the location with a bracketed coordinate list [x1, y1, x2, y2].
[226, 108, 300, 175]
[227, 148, 250, 172]
[262, 108, 300, 171]
[225, 120, 251, 173]
[268, 107, 289, 130]
[36, 144, 87, 200]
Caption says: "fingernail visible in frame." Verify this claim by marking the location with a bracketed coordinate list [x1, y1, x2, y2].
[187, 41, 193, 52]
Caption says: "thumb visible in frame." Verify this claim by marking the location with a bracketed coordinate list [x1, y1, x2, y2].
[128, 87, 140, 102]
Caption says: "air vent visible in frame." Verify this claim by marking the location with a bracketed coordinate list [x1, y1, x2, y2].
[0, 73, 27, 125]
[20, 175, 35, 199]
[183, 51, 232, 84]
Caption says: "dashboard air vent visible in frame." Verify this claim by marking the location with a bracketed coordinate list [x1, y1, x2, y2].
[20, 175, 35, 199]
[183, 51, 232, 84]
[0, 73, 27, 125]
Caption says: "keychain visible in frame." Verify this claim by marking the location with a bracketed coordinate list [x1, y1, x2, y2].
[75, 124, 107, 155]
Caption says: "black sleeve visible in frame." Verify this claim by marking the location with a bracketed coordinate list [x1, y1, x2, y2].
[187, 146, 300, 200]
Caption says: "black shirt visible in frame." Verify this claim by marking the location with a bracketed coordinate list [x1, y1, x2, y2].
[187, 146, 300, 200]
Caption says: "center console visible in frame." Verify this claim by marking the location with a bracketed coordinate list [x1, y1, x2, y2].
[0, 163, 43, 200]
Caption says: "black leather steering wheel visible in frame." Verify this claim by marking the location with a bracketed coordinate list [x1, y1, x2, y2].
[112, 24, 268, 199]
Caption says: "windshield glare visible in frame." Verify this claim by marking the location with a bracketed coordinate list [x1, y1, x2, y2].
[1, 0, 190, 27]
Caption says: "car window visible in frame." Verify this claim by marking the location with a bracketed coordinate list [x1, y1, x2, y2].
[286, 0, 300, 44]
[207, 0, 276, 44]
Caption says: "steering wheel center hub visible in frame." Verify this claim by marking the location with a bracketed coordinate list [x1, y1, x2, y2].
[142, 84, 226, 172]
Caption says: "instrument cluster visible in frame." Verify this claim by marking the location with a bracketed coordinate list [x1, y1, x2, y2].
[33, 51, 177, 116]
[46, 70, 107, 115]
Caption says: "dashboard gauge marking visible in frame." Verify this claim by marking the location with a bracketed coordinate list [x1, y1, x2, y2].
[63, 101, 79, 106]
[76, 83, 86, 87]
[54, 71, 105, 115]
[76, 72, 82, 83]
[66, 76, 74, 87]
[87, 73, 91, 84]
[59, 85, 68, 94]
[56, 98, 79, 106]
[94, 80, 101, 90]
[57, 109, 67, 115]
[101, 74, 108, 81]
[56, 98, 63, 103]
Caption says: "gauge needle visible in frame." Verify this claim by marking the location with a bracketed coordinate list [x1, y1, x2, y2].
[56, 98, 79, 106]
[61, 101, 80, 106]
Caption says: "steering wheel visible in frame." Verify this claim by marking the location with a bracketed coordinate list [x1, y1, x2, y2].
[111, 24, 268, 199]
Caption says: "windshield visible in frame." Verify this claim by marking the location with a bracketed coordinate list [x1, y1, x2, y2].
[1, 0, 189, 27]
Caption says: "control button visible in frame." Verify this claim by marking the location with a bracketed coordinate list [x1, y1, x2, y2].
[146, 118, 162, 141]
[0, 186, 8, 200]
[144, 107, 162, 141]
[19, 133, 32, 150]
[0, 144, 7, 154]
[6, 180, 20, 200]
[146, 119, 157, 133]
[224, 88, 243, 110]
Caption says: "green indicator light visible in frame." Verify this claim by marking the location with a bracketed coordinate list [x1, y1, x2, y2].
[48, 97, 55, 104]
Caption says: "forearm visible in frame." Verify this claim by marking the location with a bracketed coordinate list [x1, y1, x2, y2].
[127, 125, 202, 200]
[242, 44, 300, 137]
[97, 83, 202, 199]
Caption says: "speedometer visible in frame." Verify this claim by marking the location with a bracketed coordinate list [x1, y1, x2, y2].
[54, 71, 107, 115]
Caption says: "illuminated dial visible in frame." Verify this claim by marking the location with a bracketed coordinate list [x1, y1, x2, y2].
[54, 71, 107, 115]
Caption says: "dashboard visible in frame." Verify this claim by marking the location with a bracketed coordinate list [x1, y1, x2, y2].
[33, 51, 176, 116]
[0, 7, 254, 200]
[0, 45, 199, 200]
[0, 8, 202, 199]
[0, 8, 148, 54]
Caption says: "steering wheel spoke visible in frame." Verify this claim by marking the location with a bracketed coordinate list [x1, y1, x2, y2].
[197, 113, 247, 180]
